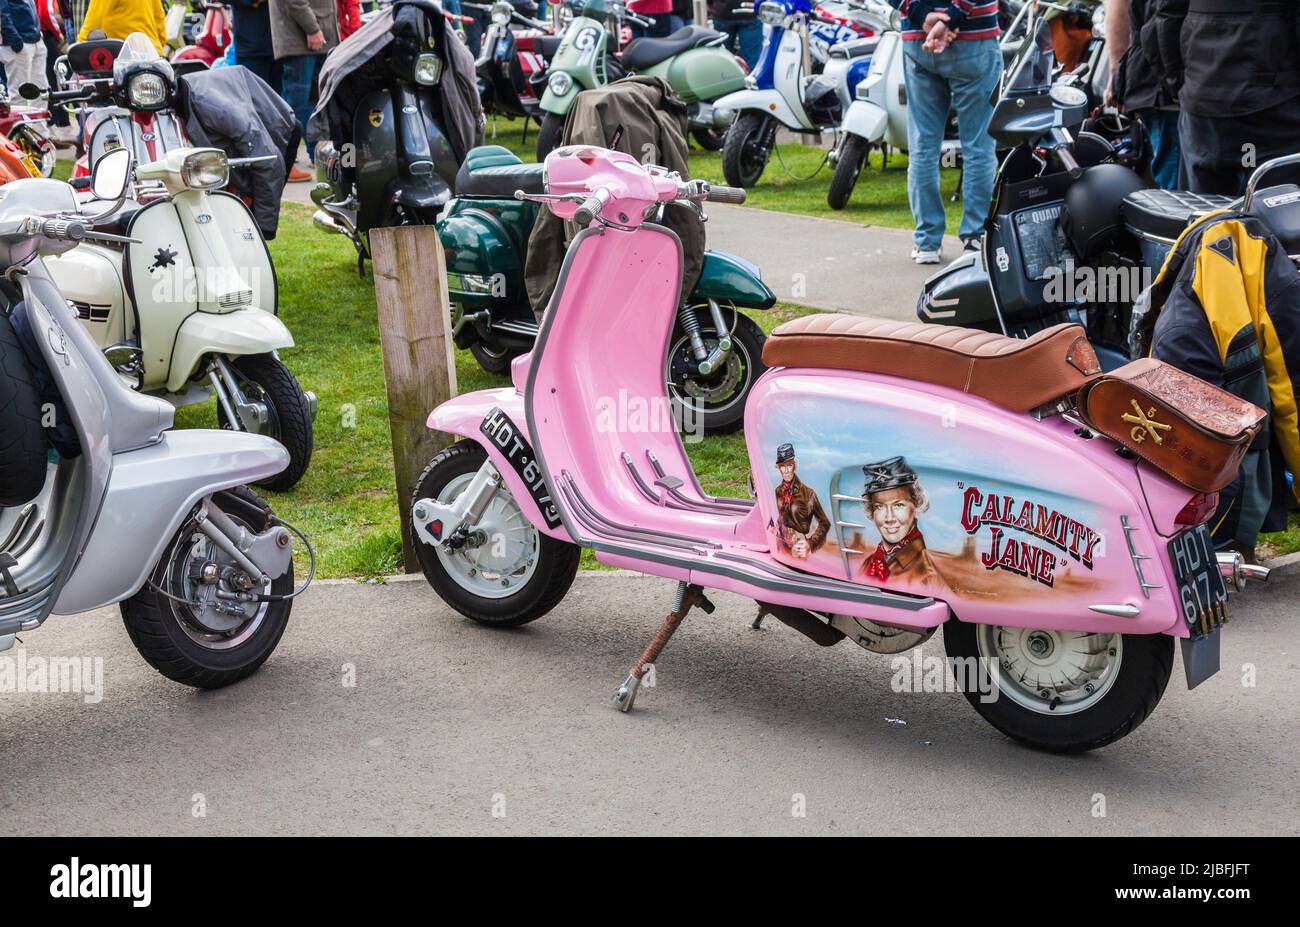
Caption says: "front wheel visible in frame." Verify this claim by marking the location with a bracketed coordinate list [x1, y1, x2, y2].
[827, 134, 868, 210]
[666, 307, 766, 435]
[217, 354, 314, 492]
[943, 620, 1174, 753]
[536, 111, 567, 161]
[413, 440, 579, 627]
[121, 487, 293, 689]
[722, 112, 772, 188]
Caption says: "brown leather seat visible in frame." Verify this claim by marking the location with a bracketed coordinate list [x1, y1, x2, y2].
[762, 315, 1102, 412]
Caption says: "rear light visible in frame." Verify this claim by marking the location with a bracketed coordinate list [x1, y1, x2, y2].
[1175, 492, 1219, 526]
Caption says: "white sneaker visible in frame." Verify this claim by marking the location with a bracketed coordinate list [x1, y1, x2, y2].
[911, 247, 941, 265]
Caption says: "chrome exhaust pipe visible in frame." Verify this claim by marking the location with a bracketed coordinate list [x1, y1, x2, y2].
[1217, 551, 1270, 591]
[313, 210, 344, 234]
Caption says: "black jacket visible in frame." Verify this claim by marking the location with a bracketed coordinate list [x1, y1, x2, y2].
[1138, 210, 1300, 545]
[1113, 0, 1163, 111]
[1145, 0, 1300, 117]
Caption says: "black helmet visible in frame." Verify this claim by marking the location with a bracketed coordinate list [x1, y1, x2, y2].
[1081, 112, 1151, 175]
[1062, 163, 1147, 261]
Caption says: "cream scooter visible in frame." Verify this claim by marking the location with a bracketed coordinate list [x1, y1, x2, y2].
[46, 147, 316, 491]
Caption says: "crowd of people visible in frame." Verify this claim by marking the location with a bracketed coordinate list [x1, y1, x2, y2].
[893, 0, 1300, 261]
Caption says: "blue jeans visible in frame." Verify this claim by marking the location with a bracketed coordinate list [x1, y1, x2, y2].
[1133, 108, 1181, 191]
[281, 54, 322, 161]
[902, 38, 1001, 250]
[712, 18, 763, 69]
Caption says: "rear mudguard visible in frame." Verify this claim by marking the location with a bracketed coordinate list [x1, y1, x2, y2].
[53, 429, 289, 614]
[168, 307, 294, 392]
[915, 249, 1000, 331]
[427, 387, 573, 542]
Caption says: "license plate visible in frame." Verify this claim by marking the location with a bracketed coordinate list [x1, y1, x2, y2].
[1167, 523, 1229, 639]
[479, 407, 562, 529]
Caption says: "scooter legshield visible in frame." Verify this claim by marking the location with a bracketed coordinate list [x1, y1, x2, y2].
[53, 430, 290, 614]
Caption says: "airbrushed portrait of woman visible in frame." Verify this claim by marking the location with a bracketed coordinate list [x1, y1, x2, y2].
[859, 457, 941, 586]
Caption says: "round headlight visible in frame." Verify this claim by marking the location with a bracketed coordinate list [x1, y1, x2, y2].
[491, 3, 512, 24]
[414, 52, 443, 85]
[548, 70, 572, 96]
[126, 72, 168, 109]
[182, 149, 229, 190]
[757, 1, 786, 25]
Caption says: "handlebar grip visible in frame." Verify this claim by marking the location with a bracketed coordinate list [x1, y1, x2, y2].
[707, 184, 747, 204]
[1056, 146, 1083, 180]
[40, 219, 86, 241]
[573, 191, 606, 228]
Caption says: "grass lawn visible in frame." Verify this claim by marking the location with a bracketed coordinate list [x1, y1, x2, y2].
[484, 115, 965, 233]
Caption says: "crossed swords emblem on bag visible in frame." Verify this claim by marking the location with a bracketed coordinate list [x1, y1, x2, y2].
[1121, 399, 1173, 445]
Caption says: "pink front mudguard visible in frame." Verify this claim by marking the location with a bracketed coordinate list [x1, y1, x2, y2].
[427, 387, 575, 542]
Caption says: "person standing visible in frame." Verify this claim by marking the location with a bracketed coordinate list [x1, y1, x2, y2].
[1104, 0, 1180, 189]
[1147, 0, 1300, 195]
[76, 0, 167, 51]
[3, 0, 45, 90]
[335, 0, 358, 40]
[232, 0, 282, 88]
[707, 0, 760, 68]
[888, 0, 1001, 265]
[269, 0, 338, 170]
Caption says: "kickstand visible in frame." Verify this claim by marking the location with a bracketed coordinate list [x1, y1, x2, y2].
[612, 582, 714, 712]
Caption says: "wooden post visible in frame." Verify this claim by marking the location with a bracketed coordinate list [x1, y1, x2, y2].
[369, 226, 459, 573]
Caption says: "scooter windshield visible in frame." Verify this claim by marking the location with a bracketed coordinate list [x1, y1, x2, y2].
[1002, 18, 1054, 97]
[116, 32, 162, 66]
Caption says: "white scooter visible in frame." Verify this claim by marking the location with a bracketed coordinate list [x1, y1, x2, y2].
[716, 0, 885, 188]
[45, 146, 316, 491]
[0, 149, 312, 687]
[826, 0, 959, 209]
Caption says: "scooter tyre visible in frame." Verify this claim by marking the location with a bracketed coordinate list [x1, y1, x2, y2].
[413, 441, 579, 627]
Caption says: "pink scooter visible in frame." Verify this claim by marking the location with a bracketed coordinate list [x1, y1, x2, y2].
[412, 145, 1267, 753]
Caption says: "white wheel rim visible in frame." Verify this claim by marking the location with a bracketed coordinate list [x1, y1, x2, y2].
[434, 472, 540, 599]
[976, 624, 1122, 716]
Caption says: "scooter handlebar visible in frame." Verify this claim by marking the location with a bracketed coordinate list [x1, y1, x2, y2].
[705, 184, 746, 204]
[573, 188, 611, 227]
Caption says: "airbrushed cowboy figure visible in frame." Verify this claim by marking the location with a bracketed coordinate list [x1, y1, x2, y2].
[771, 443, 830, 559]
[860, 456, 937, 584]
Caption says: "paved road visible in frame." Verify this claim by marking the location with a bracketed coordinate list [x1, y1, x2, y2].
[3, 562, 1297, 836]
[282, 180, 954, 320]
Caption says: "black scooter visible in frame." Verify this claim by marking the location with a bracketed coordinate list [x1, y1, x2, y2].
[311, 0, 467, 256]
[915, 12, 1252, 370]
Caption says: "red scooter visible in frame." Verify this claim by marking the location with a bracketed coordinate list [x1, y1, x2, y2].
[173, 2, 232, 66]
[0, 87, 55, 177]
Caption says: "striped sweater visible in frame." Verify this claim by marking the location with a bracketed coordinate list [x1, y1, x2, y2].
[889, 0, 1001, 42]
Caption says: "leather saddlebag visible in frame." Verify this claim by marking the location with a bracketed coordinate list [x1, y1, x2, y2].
[1074, 358, 1266, 492]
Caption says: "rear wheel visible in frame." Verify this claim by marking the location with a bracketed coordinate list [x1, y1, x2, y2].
[827, 134, 867, 210]
[722, 112, 772, 188]
[691, 127, 726, 151]
[943, 619, 1174, 753]
[9, 124, 55, 178]
[412, 441, 579, 627]
[536, 112, 566, 161]
[666, 306, 766, 435]
[0, 310, 48, 507]
[469, 341, 522, 376]
[121, 487, 293, 689]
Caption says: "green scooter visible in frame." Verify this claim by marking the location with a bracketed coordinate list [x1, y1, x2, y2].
[535, 0, 748, 158]
[443, 145, 776, 434]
